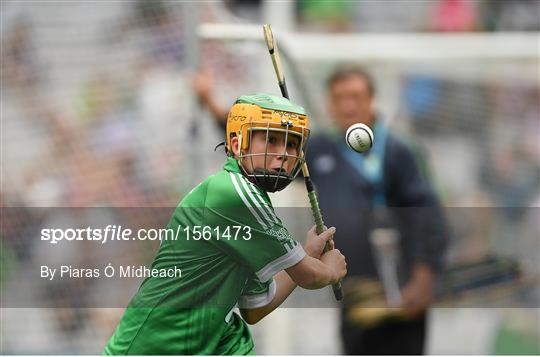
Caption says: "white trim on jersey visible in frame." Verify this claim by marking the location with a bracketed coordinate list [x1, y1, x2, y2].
[224, 304, 236, 323]
[238, 175, 280, 224]
[256, 244, 306, 283]
[237, 278, 277, 309]
[229, 173, 269, 229]
[235, 173, 279, 227]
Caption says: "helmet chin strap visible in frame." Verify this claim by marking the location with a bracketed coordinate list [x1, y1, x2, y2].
[251, 169, 293, 193]
[238, 163, 293, 193]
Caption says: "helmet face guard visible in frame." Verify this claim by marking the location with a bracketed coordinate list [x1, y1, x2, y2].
[226, 94, 310, 192]
[238, 123, 308, 192]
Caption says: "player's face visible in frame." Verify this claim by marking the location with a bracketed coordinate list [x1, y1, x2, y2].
[328, 75, 374, 132]
[243, 130, 301, 175]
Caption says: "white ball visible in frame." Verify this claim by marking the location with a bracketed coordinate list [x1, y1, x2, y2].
[345, 123, 374, 153]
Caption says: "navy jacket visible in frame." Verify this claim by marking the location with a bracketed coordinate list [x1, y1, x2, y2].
[307, 130, 448, 282]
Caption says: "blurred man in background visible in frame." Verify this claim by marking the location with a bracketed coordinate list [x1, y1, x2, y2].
[306, 67, 448, 354]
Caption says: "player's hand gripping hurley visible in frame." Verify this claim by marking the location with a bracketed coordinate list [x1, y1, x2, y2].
[263, 24, 343, 301]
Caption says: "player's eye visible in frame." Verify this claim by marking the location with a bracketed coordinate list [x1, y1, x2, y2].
[267, 134, 277, 145]
[287, 137, 300, 150]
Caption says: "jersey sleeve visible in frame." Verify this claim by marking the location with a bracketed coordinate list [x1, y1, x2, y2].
[205, 171, 306, 283]
[238, 275, 276, 309]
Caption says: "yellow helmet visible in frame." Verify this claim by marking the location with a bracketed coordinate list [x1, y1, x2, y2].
[226, 93, 310, 192]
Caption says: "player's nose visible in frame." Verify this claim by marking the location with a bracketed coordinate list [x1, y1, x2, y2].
[275, 146, 290, 161]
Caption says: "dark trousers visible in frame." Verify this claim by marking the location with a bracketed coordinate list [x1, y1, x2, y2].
[341, 313, 427, 355]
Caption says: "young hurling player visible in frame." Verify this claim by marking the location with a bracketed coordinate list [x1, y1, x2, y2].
[104, 93, 347, 355]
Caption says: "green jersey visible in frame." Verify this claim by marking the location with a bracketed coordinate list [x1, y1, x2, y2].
[104, 158, 306, 355]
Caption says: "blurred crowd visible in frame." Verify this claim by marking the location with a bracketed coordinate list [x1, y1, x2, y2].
[1, 0, 538, 354]
[2, 0, 539, 208]
[295, 0, 540, 32]
[223, 0, 540, 32]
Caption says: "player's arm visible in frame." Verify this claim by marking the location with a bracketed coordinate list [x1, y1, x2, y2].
[240, 227, 345, 324]
[240, 270, 296, 324]
[286, 249, 346, 289]
[240, 252, 345, 324]
[285, 225, 345, 289]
